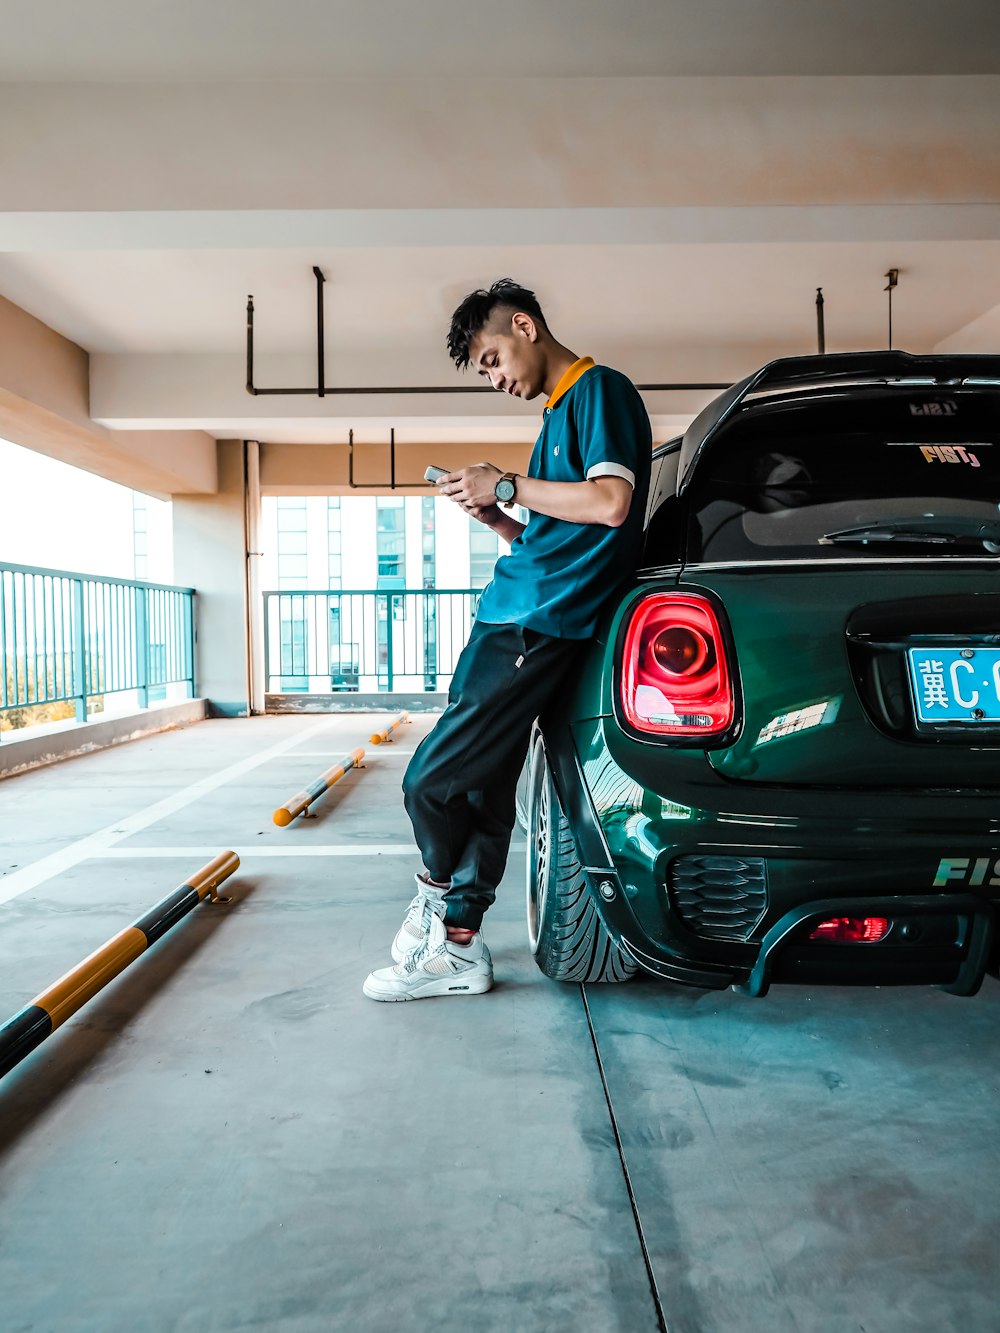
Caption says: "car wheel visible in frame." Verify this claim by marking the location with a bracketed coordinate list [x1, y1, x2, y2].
[513, 753, 529, 833]
[525, 730, 637, 983]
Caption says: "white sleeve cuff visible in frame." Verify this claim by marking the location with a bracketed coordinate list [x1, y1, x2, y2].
[586, 462, 636, 488]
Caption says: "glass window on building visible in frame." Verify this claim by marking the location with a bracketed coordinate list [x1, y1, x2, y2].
[277, 527, 308, 556]
[376, 497, 406, 588]
[132, 494, 148, 579]
[276, 498, 308, 531]
[375, 497, 406, 681]
[421, 496, 436, 590]
[276, 555, 309, 582]
[275, 501, 310, 589]
[263, 496, 333, 693]
[421, 496, 437, 687]
[469, 521, 500, 588]
[279, 610, 308, 693]
[328, 497, 342, 589]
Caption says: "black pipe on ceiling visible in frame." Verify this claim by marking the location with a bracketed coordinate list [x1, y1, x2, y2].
[884, 269, 899, 350]
[347, 428, 428, 491]
[816, 288, 825, 354]
[245, 267, 729, 397]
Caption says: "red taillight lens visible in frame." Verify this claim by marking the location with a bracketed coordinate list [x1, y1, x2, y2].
[620, 594, 735, 737]
[808, 917, 891, 943]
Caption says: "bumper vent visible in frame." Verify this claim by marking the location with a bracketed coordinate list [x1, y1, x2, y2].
[669, 856, 768, 942]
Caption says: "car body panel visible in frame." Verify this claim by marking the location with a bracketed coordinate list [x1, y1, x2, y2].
[689, 566, 1000, 786]
[534, 352, 1000, 995]
[548, 711, 1000, 994]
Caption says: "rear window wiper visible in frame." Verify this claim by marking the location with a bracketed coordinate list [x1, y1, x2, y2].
[819, 517, 1000, 552]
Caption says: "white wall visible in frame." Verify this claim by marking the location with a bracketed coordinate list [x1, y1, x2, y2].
[172, 441, 249, 715]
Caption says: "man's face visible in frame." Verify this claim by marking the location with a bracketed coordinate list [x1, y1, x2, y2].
[469, 312, 546, 401]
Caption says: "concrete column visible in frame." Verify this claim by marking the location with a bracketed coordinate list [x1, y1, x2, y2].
[172, 439, 263, 717]
[245, 441, 266, 713]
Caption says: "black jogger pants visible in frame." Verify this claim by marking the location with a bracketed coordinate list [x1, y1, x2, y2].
[401, 620, 580, 930]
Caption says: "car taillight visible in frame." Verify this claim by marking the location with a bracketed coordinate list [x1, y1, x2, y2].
[620, 593, 735, 738]
[809, 917, 891, 943]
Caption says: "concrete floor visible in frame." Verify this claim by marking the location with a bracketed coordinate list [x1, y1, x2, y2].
[1, 714, 998, 1333]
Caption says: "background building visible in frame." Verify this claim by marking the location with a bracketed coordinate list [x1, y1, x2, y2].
[260, 493, 503, 695]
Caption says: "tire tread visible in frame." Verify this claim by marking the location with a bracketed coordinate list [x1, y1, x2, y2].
[528, 740, 637, 985]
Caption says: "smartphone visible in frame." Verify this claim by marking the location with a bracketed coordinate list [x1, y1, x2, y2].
[424, 465, 449, 483]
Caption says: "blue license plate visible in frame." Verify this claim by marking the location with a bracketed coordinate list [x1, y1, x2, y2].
[907, 647, 1000, 723]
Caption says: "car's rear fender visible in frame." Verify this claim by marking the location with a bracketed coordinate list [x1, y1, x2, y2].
[540, 716, 1000, 994]
[534, 718, 739, 988]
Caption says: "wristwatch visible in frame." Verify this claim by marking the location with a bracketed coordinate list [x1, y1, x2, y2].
[494, 472, 518, 508]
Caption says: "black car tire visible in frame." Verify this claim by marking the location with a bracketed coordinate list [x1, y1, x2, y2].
[526, 731, 637, 984]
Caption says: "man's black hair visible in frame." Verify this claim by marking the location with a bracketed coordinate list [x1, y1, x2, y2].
[447, 279, 548, 371]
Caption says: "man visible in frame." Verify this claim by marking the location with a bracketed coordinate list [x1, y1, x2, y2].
[363, 279, 651, 1001]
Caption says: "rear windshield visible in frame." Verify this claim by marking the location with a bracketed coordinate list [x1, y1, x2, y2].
[681, 391, 1000, 562]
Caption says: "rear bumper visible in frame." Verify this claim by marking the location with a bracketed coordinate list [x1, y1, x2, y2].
[737, 893, 996, 997]
[544, 716, 1000, 995]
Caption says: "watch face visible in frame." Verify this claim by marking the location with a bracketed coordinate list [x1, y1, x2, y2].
[496, 478, 516, 502]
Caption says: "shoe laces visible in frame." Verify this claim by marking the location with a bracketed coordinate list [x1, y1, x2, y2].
[403, 912, 447, 974]
[401, 890, 426, 926]
[415, 884, 446, 928]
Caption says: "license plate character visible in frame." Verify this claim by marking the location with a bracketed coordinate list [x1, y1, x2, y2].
[916, 658, 949, 711]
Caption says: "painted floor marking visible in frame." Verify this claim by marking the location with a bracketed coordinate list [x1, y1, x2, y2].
[0, 720, 344, 906]
[269, 751, 394, 762]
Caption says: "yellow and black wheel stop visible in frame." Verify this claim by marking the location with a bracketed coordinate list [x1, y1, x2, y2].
[370, 712, 410, 745]
[273, 747, 365, 826]
[0, 851, 239, 1080]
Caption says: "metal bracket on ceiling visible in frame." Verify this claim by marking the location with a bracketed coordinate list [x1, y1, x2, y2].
[347, 429, 430, 491]
[244, 265, 729, 398]
[816, 287, 825, 354]
[884, 268, 900, 350]
[246, 266, 327, 397]
[246, 265, 500, 398]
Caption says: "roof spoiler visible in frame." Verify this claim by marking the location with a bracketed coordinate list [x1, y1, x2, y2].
[677, 350, 1000, 494]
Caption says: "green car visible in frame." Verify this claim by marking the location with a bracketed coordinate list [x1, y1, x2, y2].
[525, 351, 1000, 996]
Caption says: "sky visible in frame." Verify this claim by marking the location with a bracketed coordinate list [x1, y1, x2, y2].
[0, 438, 173, 581]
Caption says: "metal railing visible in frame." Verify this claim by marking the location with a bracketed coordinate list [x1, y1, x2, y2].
[264, 588, 482, 694]
[1, 561, 195, 735]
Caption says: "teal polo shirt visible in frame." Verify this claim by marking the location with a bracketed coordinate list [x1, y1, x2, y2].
[476, 358, 652, 640]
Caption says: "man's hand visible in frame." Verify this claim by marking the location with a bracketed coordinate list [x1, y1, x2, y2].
[434, 465, 525, 542]
[464, 500, 504, 526]
[439, 463, 503, 513]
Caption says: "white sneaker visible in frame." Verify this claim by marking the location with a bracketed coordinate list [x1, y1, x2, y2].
[390, 874, 446, 963]
[364, 912, 494, 1002]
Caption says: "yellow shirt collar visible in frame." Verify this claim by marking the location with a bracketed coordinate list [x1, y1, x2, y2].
[545, 356, 595, 410]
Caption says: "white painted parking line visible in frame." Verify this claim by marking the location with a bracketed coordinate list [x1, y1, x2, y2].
[272, 750, 382, 757]
[271, 751, 397, 760]
[98, 846, 418, 858]
[0, 720, 344, 905]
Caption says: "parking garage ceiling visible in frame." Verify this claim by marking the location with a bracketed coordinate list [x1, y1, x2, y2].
[0, 0, 999, 466]
[2, 0, 999, 79]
